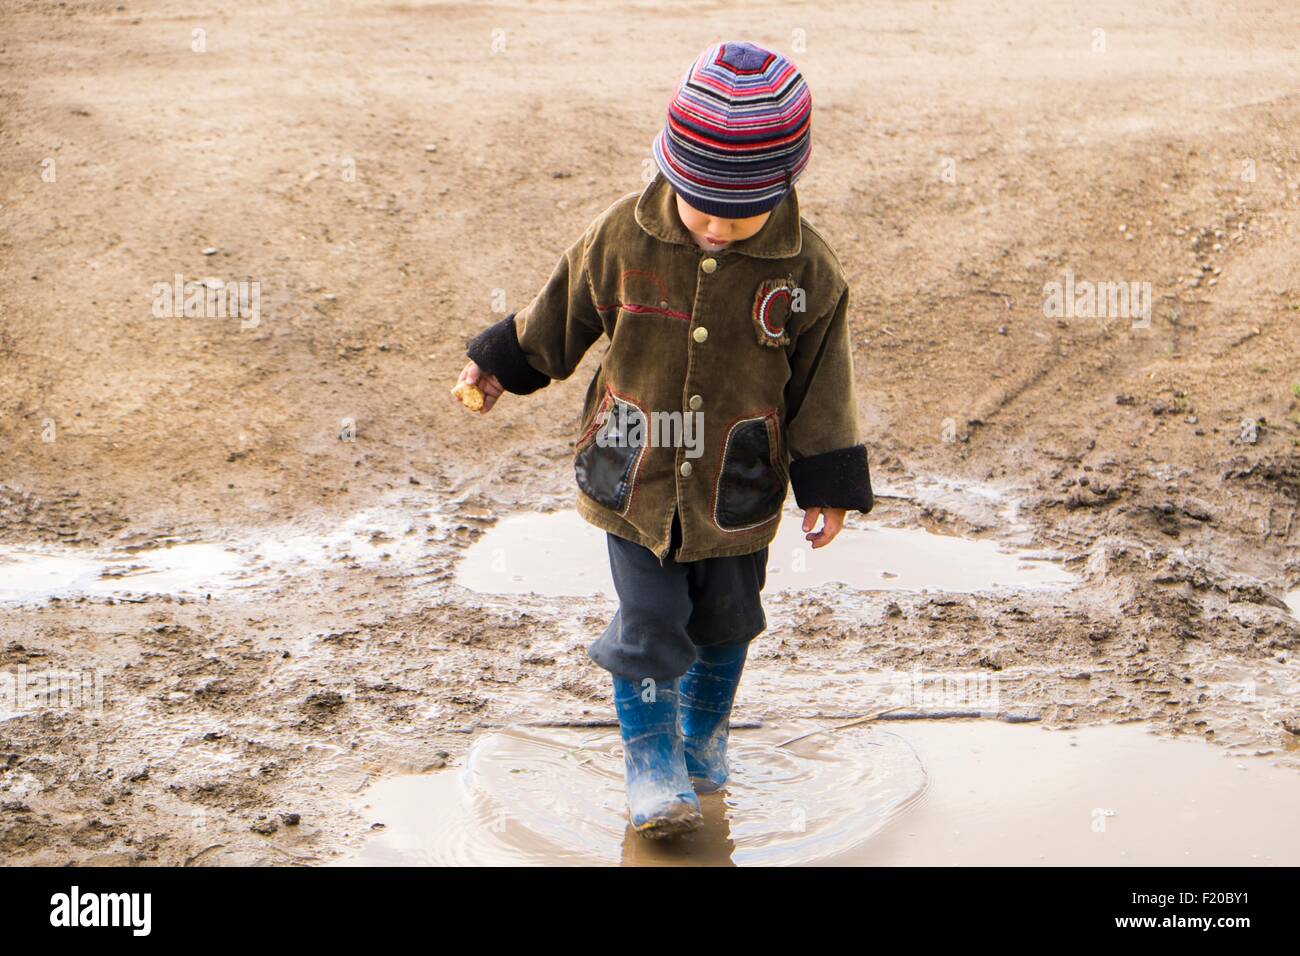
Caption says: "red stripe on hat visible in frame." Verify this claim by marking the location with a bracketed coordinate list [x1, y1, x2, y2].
[666, 113, 811, 152]
[689, 62, 801, 98]
[668, 102, 811, 140]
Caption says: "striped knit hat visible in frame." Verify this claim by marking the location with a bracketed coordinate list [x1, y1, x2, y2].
[652, 41, 812, 219]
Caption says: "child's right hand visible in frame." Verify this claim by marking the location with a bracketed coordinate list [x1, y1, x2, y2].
[453, 361, 504, 413]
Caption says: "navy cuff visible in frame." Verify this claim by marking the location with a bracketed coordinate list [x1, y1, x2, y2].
[466, 313, 550, 395]
[789, 444, 874, 513]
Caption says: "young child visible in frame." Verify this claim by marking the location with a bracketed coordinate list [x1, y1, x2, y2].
[455, 41, 873, 839]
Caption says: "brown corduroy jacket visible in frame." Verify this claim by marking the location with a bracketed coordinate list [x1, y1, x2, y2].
[467, 172, 873, 561]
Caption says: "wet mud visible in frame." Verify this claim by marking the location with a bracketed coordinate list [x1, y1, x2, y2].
[2, 0, 1299, 866]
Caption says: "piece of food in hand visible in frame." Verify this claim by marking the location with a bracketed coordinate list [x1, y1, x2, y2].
[451, 380, 485, 411]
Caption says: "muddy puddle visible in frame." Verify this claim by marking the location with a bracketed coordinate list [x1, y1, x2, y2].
[454, 509, 1077, 598]
[346, 724, 926, 866]
[0, 505, 443, 605]
[0, 483, 1078, 605]
[344, 722, 1300, 866]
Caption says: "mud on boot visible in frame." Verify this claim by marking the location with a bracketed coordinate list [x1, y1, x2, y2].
[611, 676, 702, 838]
[680, 643, 748, 793]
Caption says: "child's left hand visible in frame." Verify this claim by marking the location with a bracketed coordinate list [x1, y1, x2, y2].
[802, 507, 847, 549]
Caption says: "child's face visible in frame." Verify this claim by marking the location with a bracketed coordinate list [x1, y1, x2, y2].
[675, 194, 772, 253]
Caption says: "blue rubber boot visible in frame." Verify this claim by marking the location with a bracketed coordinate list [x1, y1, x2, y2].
[680, 644, 748, 793]
[612, 676, 702, 838]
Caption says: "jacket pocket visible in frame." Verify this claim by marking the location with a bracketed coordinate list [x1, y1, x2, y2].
[575, 388, 648, 515]
[715, 411, 786, 531]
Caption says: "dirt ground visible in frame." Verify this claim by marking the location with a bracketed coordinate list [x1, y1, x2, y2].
[1, 0, 1298, 865]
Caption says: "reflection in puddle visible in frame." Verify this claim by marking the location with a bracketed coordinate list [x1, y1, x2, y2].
[455, 510, 1077, 597]
[345, 722, 1300, 866]
[347, 726, 926, 866]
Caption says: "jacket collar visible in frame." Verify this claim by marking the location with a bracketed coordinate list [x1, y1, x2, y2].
[634, 173, 803, 260]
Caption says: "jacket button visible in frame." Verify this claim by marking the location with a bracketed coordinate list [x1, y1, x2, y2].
[692, 326, 708, 343]
[679, 461, 693, 478]
[688, 394, 703, 411]
[700, 257, 718, 274]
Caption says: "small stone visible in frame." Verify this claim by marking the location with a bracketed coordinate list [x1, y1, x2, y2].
[423, 143, 437, 152]
[201, 247, 219, 256]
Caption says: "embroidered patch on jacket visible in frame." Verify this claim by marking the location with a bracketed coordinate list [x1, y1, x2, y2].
[751, 278, 796, 348]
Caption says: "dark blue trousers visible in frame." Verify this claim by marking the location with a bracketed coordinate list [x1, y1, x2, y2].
[588, 514, 768, 682]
